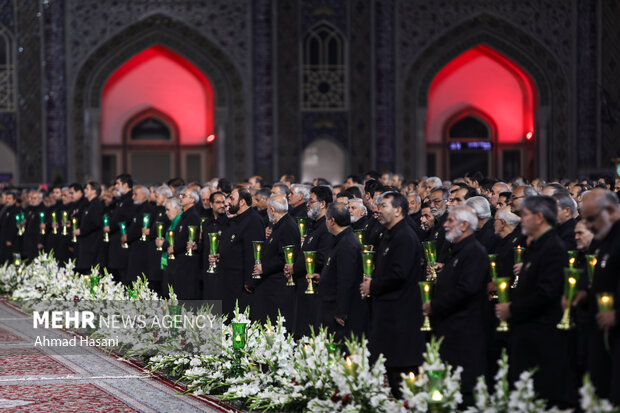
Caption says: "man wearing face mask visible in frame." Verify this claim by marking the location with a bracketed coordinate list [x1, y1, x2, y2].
[423, 205, 489, 407]
[125, 185, 155, 285]
[252, 194, 300, 331]
[286, 185, 333, 338]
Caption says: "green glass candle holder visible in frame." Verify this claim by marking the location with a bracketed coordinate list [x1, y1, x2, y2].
[232, 322, 247, 350]
[354, 229, 364, 245]
[514, 245, 525, 264]
[252, 241, 264, 279]
[586, 254, 597, 285]
[557, 268, 581, 330]
[283, 245, 295, 286]
[567, 250, 578, 269]
[155, 222, 164, 250]
[61, 211, 69, 236]
[119, 221, 128, 248]
[103, 215, 109, 242]
[427, 369, 446, 405]
[496, 277, 511, 332]
[296, 217, 307, 238]
[423, 240, 438, 281]
[419, 281, 432, 332]
[362, 251, 375, 278]
[141, 213, 151, 241]
[39, 212, 46, 235]
[186, 225, 197, 256]
[207, 232, 220, 273]
[304, 250, 316, 294]
[362, 244, 373, 252]
[167, 230, 176, 260]
[90, 275, 100, 297]
[597, 292, 614, 313]
[72, 218, 78, 243]
[488, 254, 498, 281]
[52, 212, 58, 234]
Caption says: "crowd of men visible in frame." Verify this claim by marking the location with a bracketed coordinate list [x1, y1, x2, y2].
[0, 171, 619, 408]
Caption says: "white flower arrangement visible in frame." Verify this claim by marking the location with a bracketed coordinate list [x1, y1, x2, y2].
[1, 256, 619, 413]
[466, 349, 565, 413]
[579, 374, 619, 413]
[400, 336, 463, 412]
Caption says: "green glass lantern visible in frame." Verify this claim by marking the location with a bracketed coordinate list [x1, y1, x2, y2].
[557, 268, 581, 330]
[361, 251, 375, 278]
[103, 215, 110, 242]
[427, 369, 446, 405]
[488, 254, 499, 282]
[419, 281, 432, 332]
[296, 217, 308, 239]
[71, 218, 78, 243]
[232, 322, 247, 350]
[52, 212, 58, 234]
[207, 232, 220, 273]
[141, 213, 151, 241]
[597, 292, 614, 313]
[61, 211, 69, 236]
[155, 222, 164, 251]
[90, 275, 100, 297]
[304, 250, 316, 294]
[39, 212, 46, 235]
[252, 241, 264, 279]
[283, 245, 295, 286]
[496, 277, 511, 332]
[586, 254, 597, 285]
[186, 225, 197, 256]
[354, 229, 364, 245]
[422, 240, 438, 281]
[119, 221, 128, 248]
[567, 250, 578, 269]
[167, 230, 176, 260]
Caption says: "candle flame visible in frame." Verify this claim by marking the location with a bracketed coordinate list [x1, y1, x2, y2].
[499, 282, 508, 290]
[569, 257, 575, 265]
[366, 259, 372, 265]
[601, 295, 610, 305]
[491, 262, 496, 268]
[234, 335, 241, 342]
[569, 277, 576, 286]
[591, 258, 597, 266]
[346, 356, 352, 367]
[424, 284, 430, 293]
[306, 257, 312, 263]
[431, 390, 444, 401]
[409, 372, 415, 381]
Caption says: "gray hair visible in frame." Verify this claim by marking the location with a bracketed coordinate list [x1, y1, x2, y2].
[134, 185, 150, 199]
[407, 192, 421, 203]
[427, 176, 442, 189]
[268, 195, 288, 213]
[496, 207, 520, 227]
[164, 197, 182, 212]
[185, 188, 200, 204]
[465, 196, 492, 219]
[449, 205, 478, 232]
[494, 182, 511, 193]
[522, 185, 539, 197]
[156, 185, 173, 199]
[553, 191, 577, 216]
[200, 186, 211, 196]
[349, 198, 367, 215]
[272, 182, 290, 196]
[522, 195, 557, 226]
[290, 184, 311, 202]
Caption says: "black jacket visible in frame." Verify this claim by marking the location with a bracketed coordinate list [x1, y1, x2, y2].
[431, 233, 489, 393]
[107, 191, 135, 270]
[22, 204, 46, 260]
[368, 218, 425, 367]
[318, 227, 367, 341]
[556, 218, 577, 250]
[475, 218, 501, 254]
[76, 198, 104, 271]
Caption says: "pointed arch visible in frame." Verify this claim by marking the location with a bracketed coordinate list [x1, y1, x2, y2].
[401, 14, 569, 179]
[70, 14, 246, 181]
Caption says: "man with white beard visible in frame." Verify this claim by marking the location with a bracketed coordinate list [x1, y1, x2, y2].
[347, 197, 367, 230]
[423, 205, 488, 407]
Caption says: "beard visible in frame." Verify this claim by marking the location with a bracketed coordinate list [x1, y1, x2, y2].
[268, 210, 276, 224]
[350, 214, 361, 223]
[431, 205, 446, 217]
[308, 204, 321, 220]
[228, 201, 240, 215]
[445, 226, 463, 243]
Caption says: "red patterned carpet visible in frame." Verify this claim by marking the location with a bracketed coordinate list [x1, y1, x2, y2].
[0, 384, 138, 412]
[0, 299, 230, 412]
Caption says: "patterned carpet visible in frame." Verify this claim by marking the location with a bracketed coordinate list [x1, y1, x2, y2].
[0, 299, 236, 413]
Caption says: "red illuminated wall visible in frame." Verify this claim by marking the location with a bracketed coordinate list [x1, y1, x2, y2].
[101, 45, 214, 145]
[426, 45, 537, 144]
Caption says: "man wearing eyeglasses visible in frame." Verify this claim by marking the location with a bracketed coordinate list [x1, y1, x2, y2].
[581, 189, 620, 405]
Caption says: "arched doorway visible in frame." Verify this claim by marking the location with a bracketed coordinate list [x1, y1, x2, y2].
[425, 45, 537, 180]
[100, 45, 215, 184]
